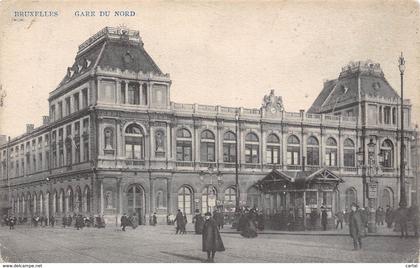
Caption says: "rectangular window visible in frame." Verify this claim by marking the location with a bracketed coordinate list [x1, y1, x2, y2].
[50, 105, 56, 121]
[65, 97, 71, 116]
[38, 137, 42, 149]
[127, 83, 140, 105]
[73, 93, 80, 112]
[344, 149, 355, 167]
[176, 141, 192, 161]
[57, 101, 63, 119]
[45, 134, 49, 147]
[82, 89, 88, 108]
[15, 161, 19, 177]
[45, 151, 50, 170]
[325, 149, 337, 166]
[100, 80, 116, 103]
[83, 139, 89, 162]
[120, 85, 126, 104]
[245, 144, 259, 163]
[307, 147, 319, 165]
[32, 155, 36, 172]
[287, 147, 300, 165]
[38, 153, 43, 170]
[32, 140, 36, 151]
[75, 121, 80, 136]
[83, 119, 89, 134]
[200, 143, 215, 162]
[223, 144, 236, 163]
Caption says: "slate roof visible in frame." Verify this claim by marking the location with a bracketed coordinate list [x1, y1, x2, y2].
[308, 60, 400, 113]
[56, 27, 163, 89]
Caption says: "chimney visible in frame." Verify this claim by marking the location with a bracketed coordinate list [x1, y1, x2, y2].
[26, 124, 34, 134]
[42, 116, 50, 125]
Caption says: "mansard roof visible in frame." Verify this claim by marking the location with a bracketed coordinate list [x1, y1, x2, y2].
[56, 26, 163, 89]
[308, 60, 400, 113]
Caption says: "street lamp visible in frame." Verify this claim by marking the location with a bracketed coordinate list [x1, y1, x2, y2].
[398, 52, 407, 208]
[357, 138, 381, 233]
[235, 112, 240, 212]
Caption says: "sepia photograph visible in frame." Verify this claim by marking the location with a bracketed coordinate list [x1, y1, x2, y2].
[0, 0, 419, 264]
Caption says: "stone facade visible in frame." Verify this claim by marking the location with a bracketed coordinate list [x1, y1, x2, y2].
[0, 26, 416, 227]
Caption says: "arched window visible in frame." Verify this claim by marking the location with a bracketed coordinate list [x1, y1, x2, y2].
[125, 124, 144, 159]
[75, 186, 82, 212]
[343, 138, 355, 167]
[245, 132, 259, 163]
[200, 130, 215, 162]
[384, 106, 391, 124]
[67, 187, 74, 212]
[287, 135, 300, 165]
[325, 137, 337, 166]
[224, 187, 236, 205]
[202, 185, 217, 213]
[307, 136, 319, 166]
[345, 188, 357, 210]
[266, 133, 280, 164]
[84, 186, 90, 213]
[223, 131, 236, 163]
[178, 186, 193, 215]
[39, 192, 44, 215]
[381, 140, 393, 168]
[176, 128, 192, 161]
[379, 106, 383, 124]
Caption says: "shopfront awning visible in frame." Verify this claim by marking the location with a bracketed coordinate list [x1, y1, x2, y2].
[256, 167, 344, 192]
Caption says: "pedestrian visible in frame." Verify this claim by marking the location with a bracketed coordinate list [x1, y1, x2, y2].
[257, 211, 265, 231]
[385, 205, 393, 228]
[359, 207, 368, 236]
[182, 212, 188, 234]
[62, 215, 67, 228]
[120, 213, 129, 231]
[151, 212, 157, 226]
[75, 214, 84, 230]
[241, 212, 258, 238]
[335, 210, 344, 229]
[213, 209, 224, 230]
[9, 216, 16, 230]
[131, 213, 139, 229]
[321, 208, 328, 231]
[408, 205, 418, 237]
[395, 203, 409, 239]
[67, 215, 73, 227]
[202, 212, 225, 262]
[174, 209, 185, 234]
[193, 209, 204, 234]
[348, 203, 363, 250]
[377, 207, 385, 226]
[287, 208, 295, 231]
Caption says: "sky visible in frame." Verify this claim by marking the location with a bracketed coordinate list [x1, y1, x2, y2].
[0, 0, 419, 138]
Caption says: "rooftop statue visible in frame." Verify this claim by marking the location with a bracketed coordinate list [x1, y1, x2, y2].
[262, 89, 284, 114]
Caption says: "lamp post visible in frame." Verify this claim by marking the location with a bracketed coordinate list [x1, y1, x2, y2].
[235, 112, 240, 212]
[357, 138, 382, 233]
[398, 52, 407, 208]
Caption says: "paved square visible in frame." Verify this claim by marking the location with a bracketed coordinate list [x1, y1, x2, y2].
[0, 225, 418, 263]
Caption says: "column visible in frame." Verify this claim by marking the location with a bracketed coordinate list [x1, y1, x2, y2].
[100, 180, 104, 215]
[118, 179, 123, 215]
[167, 179, 172, 214]
[150, 178, 155, 215]
[125, 81, 129, 104]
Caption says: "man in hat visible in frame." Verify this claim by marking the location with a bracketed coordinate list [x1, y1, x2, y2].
[120, 213, 129, 231]
[348, 203, 364, 250]
[202, 212, 225, 262]
[174, 209, 185, 234]
[193, 209, 204, 234]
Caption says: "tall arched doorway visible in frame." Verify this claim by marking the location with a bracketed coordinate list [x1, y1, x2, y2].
[382, 187, 394, 208]
[126, 184, 145, 225]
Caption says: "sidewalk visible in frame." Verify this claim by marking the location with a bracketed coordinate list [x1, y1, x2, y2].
[217, 224, 406, 237]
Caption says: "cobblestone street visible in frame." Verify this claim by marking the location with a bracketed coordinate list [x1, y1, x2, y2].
[0, 225, 417, 263]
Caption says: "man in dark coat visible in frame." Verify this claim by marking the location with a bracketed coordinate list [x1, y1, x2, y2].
[121, 213, 129, 231]
[202, 212, 225, 262]
[395, 203, 409, 239]
[287, 209, 295, 231]
[335, 210, 344, 229]
[9, 216, 16, 230]
[348, 203, 363, 250]
[151, 213, 157, 226]
[174, 209, 185, 234]
[408, 205, 418, 237]
[49, 216, 55, 227]
[321, 208, 328, 231]
[241, 213, 258, 238]
[213, 210, 224, 230]
[193, 210, 204, 234]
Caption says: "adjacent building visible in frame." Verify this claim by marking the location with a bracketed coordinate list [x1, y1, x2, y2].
[0, 26, 416, 229]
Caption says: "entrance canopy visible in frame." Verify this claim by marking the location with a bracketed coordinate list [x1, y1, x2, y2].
[256, 168, 344, 193]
